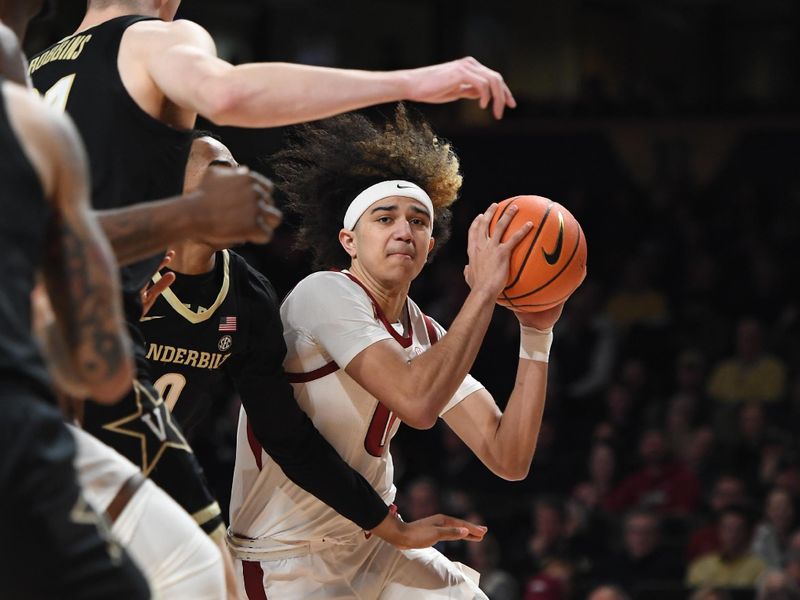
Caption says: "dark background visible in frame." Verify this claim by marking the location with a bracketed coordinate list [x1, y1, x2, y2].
[26, 2, 800, 599]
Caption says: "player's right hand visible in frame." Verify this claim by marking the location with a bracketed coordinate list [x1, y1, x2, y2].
[371, 511, 487, 550]
[403, 57, 516, 119]
[464, 202, 532, 299]
[191, 165, 283, 249]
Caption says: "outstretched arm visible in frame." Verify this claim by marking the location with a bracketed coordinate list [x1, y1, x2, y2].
[141, 21, 515, 127]
[95, 166, 281, 266]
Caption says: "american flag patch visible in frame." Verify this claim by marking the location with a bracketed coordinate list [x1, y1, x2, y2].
[219, 316, 237, 332]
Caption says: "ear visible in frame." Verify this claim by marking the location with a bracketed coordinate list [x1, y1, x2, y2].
[428, 237, 435, 253]
[339, 228, 357, 258]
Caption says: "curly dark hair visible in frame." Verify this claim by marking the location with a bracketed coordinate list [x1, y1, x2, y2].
[271, 104, 462, 269]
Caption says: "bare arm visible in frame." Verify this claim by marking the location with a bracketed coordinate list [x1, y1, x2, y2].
[95, 166, 280, 267]
[6, 87, 134, 403]
[344, 204, 532, 429]
[442, 303, 567, 481]
[140, 21, 515, 127]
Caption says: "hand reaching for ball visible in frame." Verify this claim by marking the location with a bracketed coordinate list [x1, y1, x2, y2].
[463, 202, 533, 298]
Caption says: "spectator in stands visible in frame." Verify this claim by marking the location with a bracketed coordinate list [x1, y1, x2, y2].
[753, 487, 798, 569]
[586, 584, 631, 600]
[687, 506, 767, 588]
[595, 509, 684, 593]
[605, 429, 700, 516]
[707, 318, 787, 406]
[466, 533, 519, 600]
[687, 474, 750, 561]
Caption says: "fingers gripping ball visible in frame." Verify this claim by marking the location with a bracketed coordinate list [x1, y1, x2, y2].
[488, 195, 587, 312]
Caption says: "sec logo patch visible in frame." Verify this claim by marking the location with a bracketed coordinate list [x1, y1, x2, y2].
[218, 335, 233, 352]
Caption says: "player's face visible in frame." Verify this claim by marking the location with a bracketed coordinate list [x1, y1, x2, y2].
[342, 196, 435, 287]
[183, 136, 238, 194]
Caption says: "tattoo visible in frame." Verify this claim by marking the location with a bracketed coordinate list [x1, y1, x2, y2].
[44, 214, 126, 386]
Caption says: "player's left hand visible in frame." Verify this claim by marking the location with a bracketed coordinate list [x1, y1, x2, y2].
[514, 302, 565, 330]
[140, 250, 176, 317]
[371, 510, 487, 550]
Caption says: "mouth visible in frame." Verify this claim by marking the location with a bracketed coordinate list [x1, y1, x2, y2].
[387, 251, 414, 260]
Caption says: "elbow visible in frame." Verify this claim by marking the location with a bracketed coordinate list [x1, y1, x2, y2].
[403, 412, 438, 430]
[400, 400, 439, 430]
[495, 458, 532, 482]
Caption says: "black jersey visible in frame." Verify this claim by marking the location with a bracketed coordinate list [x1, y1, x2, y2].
[141, 250, 249, 435]
[140, 250, 390, 530]
[28, 16, 192, 331]
[28, 20, 224, 534]
[0, 79, 53, 399]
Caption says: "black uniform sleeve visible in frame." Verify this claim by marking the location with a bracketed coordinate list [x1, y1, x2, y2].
[227, 265, 389, 530]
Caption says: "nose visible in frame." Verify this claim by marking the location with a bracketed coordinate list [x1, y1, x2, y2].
[393, 219, 413, 241]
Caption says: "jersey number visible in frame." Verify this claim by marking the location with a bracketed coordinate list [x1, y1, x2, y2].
[38, 74, 76, 113]
[364, 404, 397, 458]
[153, 372, 187, 411]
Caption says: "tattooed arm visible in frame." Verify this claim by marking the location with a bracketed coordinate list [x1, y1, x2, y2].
[5, 83, 134, 403]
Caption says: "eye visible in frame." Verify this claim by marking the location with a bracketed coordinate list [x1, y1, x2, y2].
[377, 216, 392, 224]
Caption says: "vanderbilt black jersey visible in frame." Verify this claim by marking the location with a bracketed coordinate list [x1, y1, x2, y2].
[0, 79, 53, 399]
[140, 250, 252, 435]
[29, 16, 193, 343]
[141, 250, 390, 530]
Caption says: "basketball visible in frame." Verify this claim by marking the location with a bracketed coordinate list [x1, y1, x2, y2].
[488, 195, 587, 312]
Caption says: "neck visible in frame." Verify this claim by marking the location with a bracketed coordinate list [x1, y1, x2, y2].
[169, 242, 216, 275]
[78, 3, 157, 33]
[348, 262, 410, 323]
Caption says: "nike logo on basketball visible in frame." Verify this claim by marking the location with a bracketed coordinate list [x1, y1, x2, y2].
[140, 315, 166, 321]
[542, 212, 565, 265]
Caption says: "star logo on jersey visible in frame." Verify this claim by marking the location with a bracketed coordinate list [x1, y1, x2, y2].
[218, 335, 233, 352]
[102, 381, 191, 476]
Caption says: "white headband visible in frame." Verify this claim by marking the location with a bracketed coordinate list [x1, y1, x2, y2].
[343, 180, 434, 230]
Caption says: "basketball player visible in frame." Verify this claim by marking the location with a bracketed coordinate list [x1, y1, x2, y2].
[228, 106, 569, 598]
[22, 0, 516, 558]
[0, 55, 149, 598]
[138, 131, 489, 547]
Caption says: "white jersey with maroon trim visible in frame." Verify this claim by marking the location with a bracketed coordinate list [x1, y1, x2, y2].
[229, 270, 483, 551]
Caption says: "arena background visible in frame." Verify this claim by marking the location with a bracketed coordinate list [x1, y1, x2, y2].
[26, 2, 800, 599]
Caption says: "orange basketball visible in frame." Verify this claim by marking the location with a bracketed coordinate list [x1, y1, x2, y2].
[487, 195, 587, 312]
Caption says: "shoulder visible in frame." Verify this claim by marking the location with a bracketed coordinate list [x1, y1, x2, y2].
[228, 251, 278, 308]
[282, 271, 370, 324]
[127, 18, 215, 53]
[287, 271, 364, 304]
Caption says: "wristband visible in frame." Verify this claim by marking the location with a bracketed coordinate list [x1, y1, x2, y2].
[519, 325, 553, 363]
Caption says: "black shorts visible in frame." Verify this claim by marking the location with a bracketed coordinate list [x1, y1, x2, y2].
[0, 384, 150, 599]
[81, 378, 224, 538]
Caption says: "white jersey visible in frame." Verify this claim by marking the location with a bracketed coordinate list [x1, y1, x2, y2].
[229, 271, 483, 552]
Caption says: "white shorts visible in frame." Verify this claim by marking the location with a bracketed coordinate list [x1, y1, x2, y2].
[70, 425, 225, 600]
[233, 533, 486, 600]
